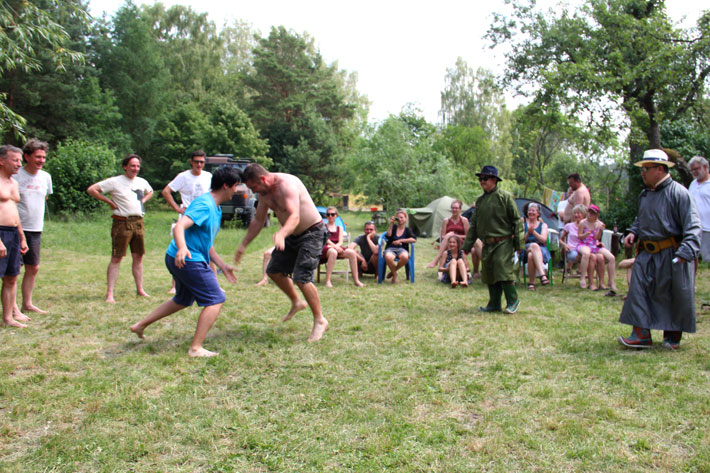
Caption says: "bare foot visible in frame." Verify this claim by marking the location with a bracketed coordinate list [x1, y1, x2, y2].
[14, 312, 31, 322]
[579, 278, 587, 289]
[391, 273, 398, 284]
[137, 290, 151, 298]
[22, 305, 47, 315]
[472, 272, 481, 279]
[354, 280, 365, 287]
[188, 347, 218, 357]
[460, 281, 469, 288]
[426, 261, 437, 268]
[308, 317, 329, 342]
[106, 295, 116, 304]
[325, 281, 333, 288]
[129, 324, 145, 339]
[282, 299, 308, 322]
[386, 272, 393, 279]
[167, 287, 176, 294]
[2, 319, 27, 328]
[255, 278, 269, 287]
[590, 284, 598, 291]
[451, 281, 458, 288]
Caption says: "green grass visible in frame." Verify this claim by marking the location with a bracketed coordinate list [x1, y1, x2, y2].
[1, 209, 709, 472]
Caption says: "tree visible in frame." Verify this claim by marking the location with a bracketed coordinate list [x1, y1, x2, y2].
[349, 111, 466, 210]
[95, 2, 171, 162]
[439, 59, 514, 176]
[487, 0, 710, 169]
[0, 0, 87, 139]
[244, 26, 362, 197]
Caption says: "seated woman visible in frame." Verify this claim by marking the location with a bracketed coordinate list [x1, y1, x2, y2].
[579, 204, 618, 294]
[561, 204, 596, 289]
[427, 199, 469, 267]
[321, 207, 364, 288]
[384, 210, 417, 283]
[522, 202, 551, 290]
[438, 235, 469, 288]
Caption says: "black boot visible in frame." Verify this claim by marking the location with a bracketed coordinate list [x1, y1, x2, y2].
[479, 283, 502, 312]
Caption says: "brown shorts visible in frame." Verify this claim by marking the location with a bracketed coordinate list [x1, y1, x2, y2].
[111, 217, 145, 258]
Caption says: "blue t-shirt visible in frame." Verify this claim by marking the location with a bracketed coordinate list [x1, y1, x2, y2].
[166, 193, 221, 263]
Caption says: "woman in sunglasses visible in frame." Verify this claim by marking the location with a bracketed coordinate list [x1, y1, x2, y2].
[321, 207, 364, 287]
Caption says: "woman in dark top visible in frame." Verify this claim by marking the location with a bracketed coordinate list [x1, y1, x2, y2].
[522, 202, 550, 290]
[384, 210, 417, 283]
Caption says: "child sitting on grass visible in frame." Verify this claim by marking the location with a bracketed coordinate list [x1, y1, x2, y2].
[438, 235, 469, 288]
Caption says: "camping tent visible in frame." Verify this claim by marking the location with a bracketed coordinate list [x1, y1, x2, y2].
[406, 196, 470, 237]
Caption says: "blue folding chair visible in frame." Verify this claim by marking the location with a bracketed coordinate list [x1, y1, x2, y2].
[377, 233, 415, 283]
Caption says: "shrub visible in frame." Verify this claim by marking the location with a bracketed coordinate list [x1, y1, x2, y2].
[44, 140, 119, 215]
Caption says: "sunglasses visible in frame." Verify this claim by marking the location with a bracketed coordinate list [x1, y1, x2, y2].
[326, 212, 337, 216]
[640, 165, 660, 173]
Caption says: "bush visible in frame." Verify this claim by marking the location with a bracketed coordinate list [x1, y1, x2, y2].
[44, 140, 119, 215]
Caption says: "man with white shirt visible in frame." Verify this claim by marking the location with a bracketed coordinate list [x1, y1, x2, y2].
[161, 150, 212, 215]
[13, 139, 52, 315]
[689, 156, 710, 261]
[87, 154, 153, 303]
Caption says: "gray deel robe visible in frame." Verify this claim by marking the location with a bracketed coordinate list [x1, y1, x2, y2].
[620, 176, 702, 332]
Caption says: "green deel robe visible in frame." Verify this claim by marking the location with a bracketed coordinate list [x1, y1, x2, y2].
[463, 186, 523, 285]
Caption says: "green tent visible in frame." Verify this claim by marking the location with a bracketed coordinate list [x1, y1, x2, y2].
[406, 196, 470, 238]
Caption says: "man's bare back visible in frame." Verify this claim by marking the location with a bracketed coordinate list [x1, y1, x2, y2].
[259, 173, 321, 235]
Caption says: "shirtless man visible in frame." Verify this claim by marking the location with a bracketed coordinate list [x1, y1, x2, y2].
[0, 145, 30, 328]
[233, 164, 328, 342]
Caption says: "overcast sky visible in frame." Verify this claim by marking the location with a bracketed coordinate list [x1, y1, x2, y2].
[89, 0, 708, 124]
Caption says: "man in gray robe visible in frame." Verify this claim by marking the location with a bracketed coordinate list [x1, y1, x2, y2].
[619, 149, 701, 350]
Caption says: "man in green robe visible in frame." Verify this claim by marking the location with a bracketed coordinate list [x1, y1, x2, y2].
[463, 165, 523, 313]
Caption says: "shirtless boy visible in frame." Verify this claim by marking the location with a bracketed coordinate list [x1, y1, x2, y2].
[233, 164, 328, 342]
[0, 145, 30, 328]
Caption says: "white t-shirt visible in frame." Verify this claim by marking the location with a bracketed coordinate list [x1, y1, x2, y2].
[97, 175, 153, 217]
[13, 167, 53, 232]
[167, 170, 212, 209]
[689, 179, 710, 231]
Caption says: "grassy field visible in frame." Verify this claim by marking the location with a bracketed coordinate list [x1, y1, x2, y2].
[1, 208, 709, 472]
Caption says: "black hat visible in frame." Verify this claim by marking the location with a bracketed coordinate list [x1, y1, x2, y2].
[476, 165, 502, 182]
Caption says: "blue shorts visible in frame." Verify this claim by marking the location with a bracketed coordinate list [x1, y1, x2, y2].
[0, 226, 21, 278]
[567, 249, 579, 262]
[165, 254, 226, 307]
[522, 243, 551, 264]
[385, 247, 408, 258]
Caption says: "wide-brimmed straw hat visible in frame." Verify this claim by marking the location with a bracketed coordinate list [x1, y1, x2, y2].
[634, 149, 675, 168]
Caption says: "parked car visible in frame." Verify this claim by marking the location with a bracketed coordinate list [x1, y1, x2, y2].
[204, 154, 256, 226]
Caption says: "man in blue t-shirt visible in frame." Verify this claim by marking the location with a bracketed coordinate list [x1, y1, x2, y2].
[130, 166, 241, 357]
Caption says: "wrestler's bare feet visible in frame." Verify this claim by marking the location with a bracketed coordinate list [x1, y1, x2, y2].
[282, 299, 308, 322]
[188, 347, 218, 357]
[22, 304, 47, 314]
[14, 312, 31, 322]
[106, 295, 116, 304]
[137, 290, 151, 298]
[255, 278, 269, 287]
[2, 319, 27, 328]
[129, 323, 146, 339]
[308, 317, 328, 342]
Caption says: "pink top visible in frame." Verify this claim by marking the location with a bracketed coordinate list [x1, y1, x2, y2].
[564, 222, 580, 250]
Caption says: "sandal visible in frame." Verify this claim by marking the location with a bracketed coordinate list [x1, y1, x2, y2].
[527, 283, 536, 291]
[540, 275, 550, 286]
